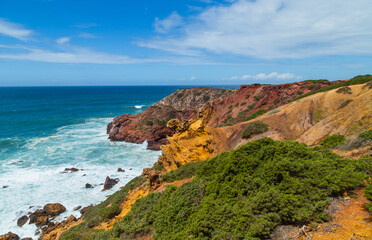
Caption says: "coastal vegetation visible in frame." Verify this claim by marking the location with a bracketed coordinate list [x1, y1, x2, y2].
[61, 138, 368, 240]
[292, 74, 372, 102]
[241, 122, 269, 138]
[320, 134, 346, 148]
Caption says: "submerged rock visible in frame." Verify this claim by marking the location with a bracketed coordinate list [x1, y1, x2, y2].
[17, 215, 29, 227]
[102, 176, 119, 191]
[0, 232, 19, 240]
[63, 168, 79, 172]
[73, 206, 81, 211]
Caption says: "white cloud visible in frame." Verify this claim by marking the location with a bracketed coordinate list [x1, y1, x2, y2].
[190, 76, 196, 80]
[0, 44, 215, 65]
[56, 37, 71, 44]
[154, 11, 183, 34]
[238, 72, 301, 81]
[0, 18, 33, 40]
[75, 23, 98, 29]
[79, 33, 99, 38]
[140, 0, 372, 59]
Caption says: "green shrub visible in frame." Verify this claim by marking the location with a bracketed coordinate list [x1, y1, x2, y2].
[177, 93, 184, 99]
[153, 163, 164, 171]
[241, 102, 247, 106]
[297, 91, 304, 95]
[162, 161, 207, 182]
[245, 94, 251, 99]
[359, 130, 372, 140]
[320, 134, 346, 148]
[267, 109, 280, 115]
[145, 120, 153, 126]
[228, 105, 233, 109]
[254, 94, 263, 101]
[203, 95, 210, 102]
[156, 119, 167, 126]
[243, 109, 268, 122]
[308, 84, 317, 90]
[313, 109, 324, 122]
[235, 103, 239, 107]
[302, 79, 329, 83]
[89, 138, 365, 240]
[292, 75, 372, 102]
[365, 184, 372, 212]
[241, 122, 269, 138]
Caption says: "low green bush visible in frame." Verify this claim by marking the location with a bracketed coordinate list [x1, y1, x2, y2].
[359, 130, 372, 141]
[241, 121, 269, 138]
[307, 84, 317, 90]
[145, 120, 153, 126]
[320, 134, 346, 148]
[302, 79, 329, 83]
[254, 94, 263, 100]
[365, 184, 372, 212]
[156, 119, 167, 126]
[162, 161, 207, 182]
[243, 109, 268, 122]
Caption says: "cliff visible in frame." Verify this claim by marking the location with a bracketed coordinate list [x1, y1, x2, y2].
[107, 81, 343, 150]
[107, 87, 231, 150]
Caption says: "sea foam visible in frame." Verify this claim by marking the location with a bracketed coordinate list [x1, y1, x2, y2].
[0, 118, 160, 239]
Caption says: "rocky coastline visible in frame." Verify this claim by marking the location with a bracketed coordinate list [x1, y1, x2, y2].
[2, 76, 371, 240]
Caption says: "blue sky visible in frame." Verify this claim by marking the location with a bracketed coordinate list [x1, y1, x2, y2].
[0, 0, 371, 86]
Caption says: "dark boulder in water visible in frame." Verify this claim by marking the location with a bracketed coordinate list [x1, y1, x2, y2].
[85, 183, 93, 188]
[117, 168, 125, 172]
[43, 203, 66, 217]
[63, 168, 79, 173]
[102, 176, 119, 191]
[2, 185, 9, 189]
[17, 215, 29, 227]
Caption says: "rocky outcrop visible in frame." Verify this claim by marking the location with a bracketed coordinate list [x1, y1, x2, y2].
[158, 104, 228, 171]
[39, 215, 79, 240]
[107, 88, 231, 150]
[28, 203, 66, 228]
[0, 232, 19, 240]
[102, 176, 119, 191]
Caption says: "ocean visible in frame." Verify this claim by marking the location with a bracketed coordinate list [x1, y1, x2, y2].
[0, 86, 186, 238]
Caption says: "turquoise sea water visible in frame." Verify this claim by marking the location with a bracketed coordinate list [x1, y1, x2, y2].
[0, 86, 185, 238]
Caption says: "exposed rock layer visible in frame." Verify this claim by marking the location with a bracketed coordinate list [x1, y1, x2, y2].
[107, 81, 342, 150]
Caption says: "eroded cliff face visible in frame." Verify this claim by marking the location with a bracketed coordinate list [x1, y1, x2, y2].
[158, 104, 228, 171]
[107, 80, 342, 150]
[107, 87, 231, 150]
[156, 82, 372, 169]
[207, 80, 343, 127]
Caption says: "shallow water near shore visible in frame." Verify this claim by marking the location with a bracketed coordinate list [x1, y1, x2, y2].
[0, 86, 184, 238]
